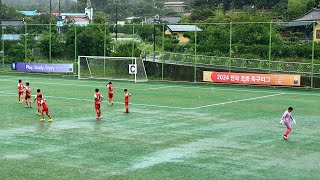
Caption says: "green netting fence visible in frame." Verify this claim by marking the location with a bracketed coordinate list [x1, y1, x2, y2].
[1, 22, 320, 88]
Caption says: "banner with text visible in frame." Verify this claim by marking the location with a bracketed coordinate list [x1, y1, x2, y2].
[12, 62, 73, 73]
[203, 71, 301, 86]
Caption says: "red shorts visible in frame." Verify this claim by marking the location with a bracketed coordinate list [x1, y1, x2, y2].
[95, 103, 101, 110]
[37, 101, 41, 107]
[42, 107, 49, 113]
[108, 93, 113, 99]
[18, 91, 24, 95]
[125, 101, 129, 106]
[25, 94, 31, 99]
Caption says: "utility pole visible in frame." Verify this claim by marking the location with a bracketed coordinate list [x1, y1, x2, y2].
[115, 0, 118, 40]
[0, 0, 2, 41]
[49, 0, 52, 62]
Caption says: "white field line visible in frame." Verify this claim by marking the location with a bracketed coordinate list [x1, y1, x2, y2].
[0, 92, 284, 110]
[190, 93, 284, 109]
[0, 78, 170, 91]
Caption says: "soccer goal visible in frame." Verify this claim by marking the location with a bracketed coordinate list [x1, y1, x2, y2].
[78, 56, 148, 82]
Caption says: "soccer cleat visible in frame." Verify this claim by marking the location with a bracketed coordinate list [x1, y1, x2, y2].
[19, 101, 21, 104]
[25, 106, 28, 108]
[283, 135, 288, 140]
[48, 119, 53, 122]
[40, 119, 45, 122]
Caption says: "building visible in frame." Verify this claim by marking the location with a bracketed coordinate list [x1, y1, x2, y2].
[283, 8, 320, 42]
[59, 13, 90, 26]
[165, 25, 202, 44]
[18, 10, 40, 16]
[144, 16, 181, 24]
[57, 0, 93, 27]
[1, 20, 25, 41]
[164, 2, 187, 13]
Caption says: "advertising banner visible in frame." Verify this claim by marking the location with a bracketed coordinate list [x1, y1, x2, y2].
[203, 71, 300, 86]
[12, 62, 74, 73]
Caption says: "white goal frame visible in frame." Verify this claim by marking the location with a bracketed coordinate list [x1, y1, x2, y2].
[78, 56, 148, 83]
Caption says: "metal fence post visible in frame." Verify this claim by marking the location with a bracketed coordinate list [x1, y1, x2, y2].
[229, 22, 232, 72]
[311, 21, 315, 88]
[162, 23, 165, 81]
[268, 22, 272, 74]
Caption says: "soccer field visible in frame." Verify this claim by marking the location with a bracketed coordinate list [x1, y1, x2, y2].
[0, 73, 319, 179]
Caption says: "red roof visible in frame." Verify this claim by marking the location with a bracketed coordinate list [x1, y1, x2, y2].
[65, 17, 89, 22]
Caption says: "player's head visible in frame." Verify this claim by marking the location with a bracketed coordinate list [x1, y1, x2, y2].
[124, 89, 127, 92]
[108, 82, 112, 84]
[26, 82, 29, 86]
[19, 79, 22, 83]
[37, 89, 41, 93]
[288, 107, 293, 112]
[95, 88, 99, 92]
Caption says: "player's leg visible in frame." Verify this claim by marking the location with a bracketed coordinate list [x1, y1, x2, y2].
[45, 109, 53, 121]
[125, 102, 129, 113]
[37, 103, 41, 115]
[25, 96, 29, 107]
[18, 92, 22, 103]
[40, 108, 45, 121]
[283, 121, 292, 139]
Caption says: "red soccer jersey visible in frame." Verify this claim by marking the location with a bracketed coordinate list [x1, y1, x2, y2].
[25, 86, 31, 96]
[107, 84, 114, 95]
[40, 99, 48, 110]
[124, 92, 131, 103]
[18, 83, 25, 92]
[35, 92, 43, 103]
[94, 93, 103, 104]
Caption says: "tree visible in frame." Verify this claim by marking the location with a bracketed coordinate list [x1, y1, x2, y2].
[66, 25, 111, 57]
[37, 31, 64, 58]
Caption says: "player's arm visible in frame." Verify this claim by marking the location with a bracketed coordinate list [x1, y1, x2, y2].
[33, 94, 37, 102]
[291, 116, 296, 124]
[100, 95, 104, 102]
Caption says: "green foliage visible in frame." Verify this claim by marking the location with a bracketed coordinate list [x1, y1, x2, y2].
[66, 25, 111, 57]
[37, 31, 65, 58]
[111, 42, 141, 57]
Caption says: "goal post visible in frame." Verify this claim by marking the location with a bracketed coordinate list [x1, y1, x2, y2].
[78, 56, 148, 82]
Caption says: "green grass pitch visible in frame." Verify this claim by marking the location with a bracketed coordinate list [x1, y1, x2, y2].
[0, 73, 319, 179]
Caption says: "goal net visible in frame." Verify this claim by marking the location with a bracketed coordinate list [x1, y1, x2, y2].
[78, 56, 148, 82]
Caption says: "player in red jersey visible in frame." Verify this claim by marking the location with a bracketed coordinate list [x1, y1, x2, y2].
[17, 79, 25, 103]
[124, 89, 131, 113]
[33, 89, 42, 115]
[106, 81, 114, 105]
[39, 95, 53, 122]
[24, 82, 32, 108]
[94, 88, 104, 120]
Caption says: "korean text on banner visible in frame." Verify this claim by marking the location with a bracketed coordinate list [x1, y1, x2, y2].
[203, 71, 300, 86]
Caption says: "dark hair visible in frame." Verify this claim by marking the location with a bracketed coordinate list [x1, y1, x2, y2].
[26, 82, 29, 86]
[37, 89, 41, 92]
[288, 107, 293, 111]
[108, 82, 112, 84]
[19, 79, 22, 83]
[95, 88, 99, 92]
[124, 89, 127, 92]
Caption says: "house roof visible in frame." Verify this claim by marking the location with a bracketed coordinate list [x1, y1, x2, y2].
[164, 2, 185, 5]
[1, 34, 21, 41]
[60, 13, 87, 17]
[167, 25, 202, 32]
[144, 16, 181, 24]
[293, 8, 320, 21]
[1, 19, 25, 26]
[18, 10, 40, 16]
[282, 21, 313, 27]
